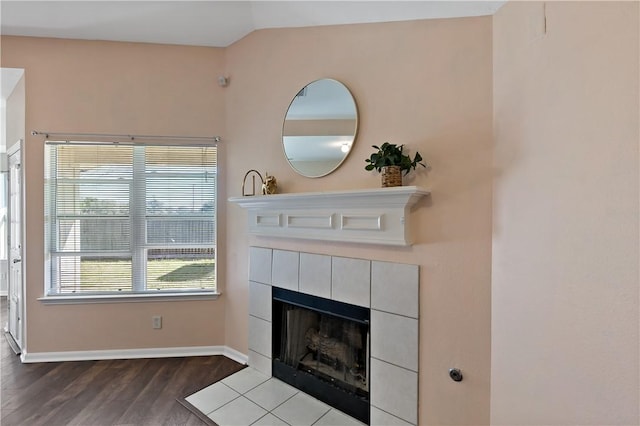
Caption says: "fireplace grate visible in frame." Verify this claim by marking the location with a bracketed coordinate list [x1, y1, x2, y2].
[272, 287, 370, 424]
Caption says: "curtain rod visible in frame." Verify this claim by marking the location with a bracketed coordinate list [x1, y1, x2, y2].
[31, 131, 221, 143]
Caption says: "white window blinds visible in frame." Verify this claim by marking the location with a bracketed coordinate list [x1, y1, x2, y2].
[44, 142, 217, 295]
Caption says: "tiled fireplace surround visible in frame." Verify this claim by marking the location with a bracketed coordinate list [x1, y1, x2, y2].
[248, 246, 419, 425]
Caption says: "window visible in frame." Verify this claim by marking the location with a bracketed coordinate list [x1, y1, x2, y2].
[44, 142, 217, 297]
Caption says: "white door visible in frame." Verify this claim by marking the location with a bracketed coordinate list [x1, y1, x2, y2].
[7, 143, 23, 351]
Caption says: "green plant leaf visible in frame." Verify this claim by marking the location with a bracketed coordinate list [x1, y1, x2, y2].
[365, 142, 427, 175]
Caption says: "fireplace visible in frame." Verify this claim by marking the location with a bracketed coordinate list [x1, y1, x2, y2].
[248, 247, 420, 425]
[272, 287, 370, 423]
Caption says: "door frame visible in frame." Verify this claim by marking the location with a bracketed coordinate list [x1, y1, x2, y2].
[7, 139, 24, 353]
[1, 152, 7, 298]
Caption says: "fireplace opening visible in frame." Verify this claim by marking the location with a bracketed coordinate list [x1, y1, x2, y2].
[272, 287, 370, 424]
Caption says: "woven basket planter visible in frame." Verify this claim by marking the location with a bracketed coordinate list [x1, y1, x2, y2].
[381, 165, 402, 187]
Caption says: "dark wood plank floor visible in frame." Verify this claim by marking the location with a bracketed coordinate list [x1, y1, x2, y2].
[1, 297, 245, 425]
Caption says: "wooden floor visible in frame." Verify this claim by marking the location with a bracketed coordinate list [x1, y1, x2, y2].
[0, 297, 245, 425]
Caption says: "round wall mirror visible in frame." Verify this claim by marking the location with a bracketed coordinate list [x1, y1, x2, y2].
[282, 79, 358, 178]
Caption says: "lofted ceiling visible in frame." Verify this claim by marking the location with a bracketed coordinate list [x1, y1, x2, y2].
[0, 1, 505, 100]
[0, 1, 506, 48]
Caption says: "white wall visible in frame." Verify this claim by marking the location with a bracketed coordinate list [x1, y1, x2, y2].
[491, 2, 639, 424]
[1, 100, 6, 153]
[1, 67, 26, 152]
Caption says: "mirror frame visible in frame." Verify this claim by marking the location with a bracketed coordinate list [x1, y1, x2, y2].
[282, 79, 359, 178]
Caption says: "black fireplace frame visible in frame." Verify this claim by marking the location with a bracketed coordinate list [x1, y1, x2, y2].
[272, 287, 370, 424]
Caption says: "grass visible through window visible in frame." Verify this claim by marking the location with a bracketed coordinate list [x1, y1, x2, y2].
[148, 259, 215, 290]
[77, 258, 215, 292]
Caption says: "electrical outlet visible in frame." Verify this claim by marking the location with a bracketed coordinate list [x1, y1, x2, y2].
[152, 315, 162, 329]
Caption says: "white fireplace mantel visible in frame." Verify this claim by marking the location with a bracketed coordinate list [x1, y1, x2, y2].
[228, 186, 430, 246]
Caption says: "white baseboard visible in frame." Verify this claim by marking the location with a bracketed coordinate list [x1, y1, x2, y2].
[0, 291, 7, 297]
[222, 346, 249, 365]
[20, 345, 249, 364]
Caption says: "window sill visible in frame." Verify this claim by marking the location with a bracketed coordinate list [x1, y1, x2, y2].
[38, 291, 220, 305]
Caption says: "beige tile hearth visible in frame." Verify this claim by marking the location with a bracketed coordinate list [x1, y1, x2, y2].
[245, 378, 298, 411]
[271, 392, 331, 425]
[222, 367, 270, 394]
[185, 381, 240, 415]
[186, 368, 366, 426]
[207, 396, 268, 426]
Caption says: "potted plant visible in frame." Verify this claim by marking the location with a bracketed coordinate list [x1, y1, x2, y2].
[365, 142, 426, 187]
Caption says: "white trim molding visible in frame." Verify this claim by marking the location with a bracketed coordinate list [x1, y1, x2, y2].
[38, 291, 220, 305]
[222, 346, 250, 365]
[20, 345, 249, 364]
[229, 186, 430, 246]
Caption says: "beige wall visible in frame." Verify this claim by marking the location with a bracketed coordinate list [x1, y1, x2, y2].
[0, 36, 228, 352]
[492, 2, 639, 425]
[224, 18, 493, 425]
